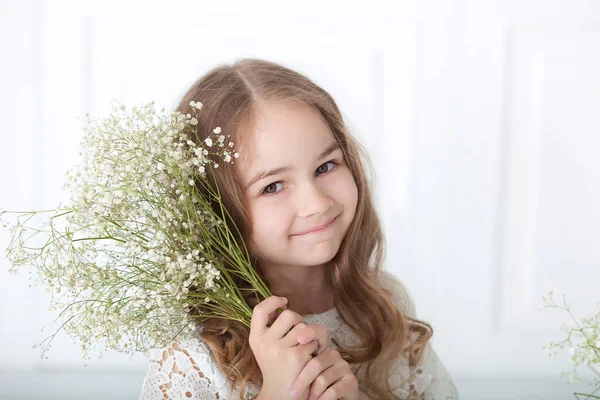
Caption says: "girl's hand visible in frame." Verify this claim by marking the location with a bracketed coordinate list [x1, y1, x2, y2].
[289, 343, 360, 400]
[249, 296, 318, 400]
[295, 322, 329, 356]
[249, 296, 320, 400]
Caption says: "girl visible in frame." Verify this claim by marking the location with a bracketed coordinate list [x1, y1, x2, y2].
[138, 58, 459, 400]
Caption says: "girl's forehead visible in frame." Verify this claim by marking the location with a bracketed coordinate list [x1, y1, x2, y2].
[242, 130, 335, 171]
[246, 104, 331, 149]
[234, 101, 336, 173]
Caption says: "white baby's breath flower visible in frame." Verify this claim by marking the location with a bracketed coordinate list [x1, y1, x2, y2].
[189, 101, 203, 110]
[1, 98, 267, 364]
[542, 290, 600, 396]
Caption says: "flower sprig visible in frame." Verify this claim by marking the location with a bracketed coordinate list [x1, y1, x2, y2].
[0, 99, 278, 364]
[541, 290, 600, 399]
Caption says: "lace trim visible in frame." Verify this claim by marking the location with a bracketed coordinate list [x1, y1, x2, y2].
[138, 338, 260, 400]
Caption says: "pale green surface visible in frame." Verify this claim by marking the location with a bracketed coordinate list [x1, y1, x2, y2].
[454, 375, 597, 400]
[0, 370, 595, 399]
[0, 368, 148, 400]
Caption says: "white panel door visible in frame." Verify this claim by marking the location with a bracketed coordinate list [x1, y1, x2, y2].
[414, 0, 600, 398]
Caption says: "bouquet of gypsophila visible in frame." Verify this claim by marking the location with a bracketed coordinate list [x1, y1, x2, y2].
[0, 99, 278, 364]
[541, 291, 600, 399]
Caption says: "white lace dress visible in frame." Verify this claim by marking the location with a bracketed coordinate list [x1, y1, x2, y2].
[138, 271, 460, 400]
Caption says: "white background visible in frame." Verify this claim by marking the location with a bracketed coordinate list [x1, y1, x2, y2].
[1, 0, 599, 399]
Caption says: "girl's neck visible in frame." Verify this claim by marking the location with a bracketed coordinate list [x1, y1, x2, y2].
[264, 262, 334, 315]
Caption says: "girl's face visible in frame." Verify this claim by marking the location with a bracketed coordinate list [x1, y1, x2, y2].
[238, 101, 358, 269]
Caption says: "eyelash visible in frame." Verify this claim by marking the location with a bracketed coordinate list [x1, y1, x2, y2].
[260, 160, 339, 196]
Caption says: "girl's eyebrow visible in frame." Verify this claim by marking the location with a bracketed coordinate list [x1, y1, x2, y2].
[244, 141, 341, 191]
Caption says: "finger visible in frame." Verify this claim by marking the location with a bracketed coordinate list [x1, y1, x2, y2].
[289, 348, 337, 399]
[296, 323, 328, 355]
[266, 303, 288, 327]
[295, 339, 320, 360]
[281, 322, 308, 347]
[318, 374, 358, 400]
[307, 361, 347, 400]
[268, 308, 306, 341]
[250, 296, 288, 337]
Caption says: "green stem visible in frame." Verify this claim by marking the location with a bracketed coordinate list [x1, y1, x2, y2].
[574, 393, 600, 399]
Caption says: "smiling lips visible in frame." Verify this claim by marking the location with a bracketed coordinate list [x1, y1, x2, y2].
[293, 215, 338, 236]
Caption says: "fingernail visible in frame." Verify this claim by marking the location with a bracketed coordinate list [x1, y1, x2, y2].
[298, 335, 308, 342]
[290, 388, 299, 398]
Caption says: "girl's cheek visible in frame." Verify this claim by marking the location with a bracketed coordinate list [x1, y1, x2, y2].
[263, 202, 295, 228]
[329, 168, 353, 189]
[253, 201, 286, 224]
[335, 170, 359, 205]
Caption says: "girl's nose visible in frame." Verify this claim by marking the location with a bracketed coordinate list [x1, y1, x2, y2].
[295, 181, 334, 217]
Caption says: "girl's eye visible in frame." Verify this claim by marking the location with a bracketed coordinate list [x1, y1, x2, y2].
[262, 181, 283, 196]
[261, 160, 338, 196]
[316, 160, 337, 175]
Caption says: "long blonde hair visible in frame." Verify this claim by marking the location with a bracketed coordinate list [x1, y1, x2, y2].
[174, 58, 433, 399]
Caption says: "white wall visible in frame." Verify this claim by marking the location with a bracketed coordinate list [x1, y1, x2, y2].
[1, 0, 599, 398]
